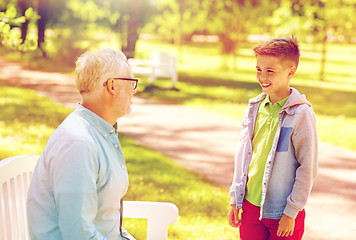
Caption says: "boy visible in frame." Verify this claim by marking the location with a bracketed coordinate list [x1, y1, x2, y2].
[228, 37, 318, 240]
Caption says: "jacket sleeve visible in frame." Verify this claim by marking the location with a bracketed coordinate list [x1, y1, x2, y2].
[284, 107, 318, 218]
[229, 107, 251, 208]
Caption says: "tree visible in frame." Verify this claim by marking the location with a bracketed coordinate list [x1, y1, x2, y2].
[0, 3, 26, 48]
[118, 0, 141, 58]
[17, 0, 29, 44]
[203, 0, 272, 69]
[268, 0, 356, 81]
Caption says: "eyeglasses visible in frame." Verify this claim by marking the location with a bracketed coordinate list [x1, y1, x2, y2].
[103, 78, 138, 90]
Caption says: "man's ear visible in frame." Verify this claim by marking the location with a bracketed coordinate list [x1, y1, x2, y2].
[106, 79, 116, 95]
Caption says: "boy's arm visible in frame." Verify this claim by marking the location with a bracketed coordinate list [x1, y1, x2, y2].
[277, 214, 295, 237]
[228, 204, 241, 228]
[285, 107, 318, 219]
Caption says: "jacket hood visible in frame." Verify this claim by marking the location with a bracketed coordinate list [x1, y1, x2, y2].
[283, 87, 311, 109]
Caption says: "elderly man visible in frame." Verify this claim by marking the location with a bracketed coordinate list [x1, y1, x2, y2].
[27, 49, 137, 240]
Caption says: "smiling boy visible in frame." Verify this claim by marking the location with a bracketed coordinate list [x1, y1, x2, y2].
[228, 37, 318, 239]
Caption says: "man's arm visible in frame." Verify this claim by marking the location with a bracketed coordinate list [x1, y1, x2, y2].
[121, 228, 136, 240]
[51, 140, 106, 239]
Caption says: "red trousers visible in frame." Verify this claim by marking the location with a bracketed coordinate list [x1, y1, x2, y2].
[240, 199, 305, 240]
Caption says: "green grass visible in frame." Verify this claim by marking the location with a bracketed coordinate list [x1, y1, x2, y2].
[122, 136, 238, 239]
[0, 84, 72, 159]
[132, 40, 356, 151]
[0, 85, 239, 240]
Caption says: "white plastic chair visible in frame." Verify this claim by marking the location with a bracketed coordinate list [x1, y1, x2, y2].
[128, 51, 178, 86]
[0, 155, 178, 240]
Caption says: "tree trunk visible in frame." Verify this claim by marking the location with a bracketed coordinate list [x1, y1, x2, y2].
[18, 0, 29, 44]
[318, 0, 328, 81]
[319, 36, 327, 81]
[121, 0, 140, 59]
[219, 34, 236, 69]
[37, 0, 49, 57]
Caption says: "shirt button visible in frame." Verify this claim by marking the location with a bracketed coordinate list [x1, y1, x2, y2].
[110, 129, 115, 134]
[104, 134, 108, 137]
[122, 165, 125, 169]
[114, 144, 118, 148]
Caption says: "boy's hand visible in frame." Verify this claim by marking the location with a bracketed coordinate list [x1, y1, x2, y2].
[228, 204, 241, 228]
[277, 214, 295, 237]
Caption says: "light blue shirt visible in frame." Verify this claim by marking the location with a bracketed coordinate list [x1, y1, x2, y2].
[27, 104, 134, 240]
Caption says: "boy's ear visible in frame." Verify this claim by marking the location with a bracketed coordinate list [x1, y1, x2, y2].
[288, 66, 297, 78]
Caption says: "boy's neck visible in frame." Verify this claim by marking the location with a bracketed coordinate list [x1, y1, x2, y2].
[268, 89, 291, 103]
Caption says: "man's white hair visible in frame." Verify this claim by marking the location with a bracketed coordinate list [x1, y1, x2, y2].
[75, 49, 128, 94]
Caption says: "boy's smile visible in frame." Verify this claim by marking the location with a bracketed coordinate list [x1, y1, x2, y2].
[256, 55, 296, 103]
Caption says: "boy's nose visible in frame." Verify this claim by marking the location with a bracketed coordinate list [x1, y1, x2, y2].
[260, 73, 268, 80]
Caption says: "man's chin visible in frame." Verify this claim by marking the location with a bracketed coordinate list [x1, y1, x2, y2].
[120, 106, 133, 118]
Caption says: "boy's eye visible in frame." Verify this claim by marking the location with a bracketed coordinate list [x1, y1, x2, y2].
[267, 70, 274, 74]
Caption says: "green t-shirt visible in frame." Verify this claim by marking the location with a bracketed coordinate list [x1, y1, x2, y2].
[245, 95, 289, 206]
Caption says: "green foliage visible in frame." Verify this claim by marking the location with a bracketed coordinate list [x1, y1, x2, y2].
[268, 0, 356, 43]
[0, 3, 38, 52]
[0, 4, 25, 47]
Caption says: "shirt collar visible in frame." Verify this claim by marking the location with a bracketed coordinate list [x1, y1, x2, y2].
[264, 95, 289, 108]
[74, 104, 117, 137]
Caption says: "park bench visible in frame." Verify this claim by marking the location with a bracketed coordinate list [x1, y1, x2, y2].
[0, 155, 179, 240]
[128, 51, 178, 87]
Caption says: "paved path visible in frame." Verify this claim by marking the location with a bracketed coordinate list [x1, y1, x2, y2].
[1, 57, 356, 240]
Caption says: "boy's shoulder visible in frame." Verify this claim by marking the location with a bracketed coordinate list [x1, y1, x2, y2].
[248, 92, 267, 104]
[283, 88, 312, 110]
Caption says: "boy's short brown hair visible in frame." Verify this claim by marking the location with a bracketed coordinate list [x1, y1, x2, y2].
[253, 36, 300, 68]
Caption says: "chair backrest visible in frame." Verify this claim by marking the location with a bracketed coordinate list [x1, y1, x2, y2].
[151, 51, 176, 72]
[150, 51, 178, 85]
[123, 201, 178, 240]
[0, 155, 39, 240]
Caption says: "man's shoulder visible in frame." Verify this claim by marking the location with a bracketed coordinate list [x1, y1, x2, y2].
[49, 113, 96, 147]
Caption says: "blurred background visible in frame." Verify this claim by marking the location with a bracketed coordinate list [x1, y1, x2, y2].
[1, 0, 356, 239]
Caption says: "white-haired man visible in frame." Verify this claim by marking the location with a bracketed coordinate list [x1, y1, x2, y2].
[27, 49, 137, 239]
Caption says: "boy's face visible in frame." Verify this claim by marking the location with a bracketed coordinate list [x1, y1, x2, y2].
[256, 55, 296, 103]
